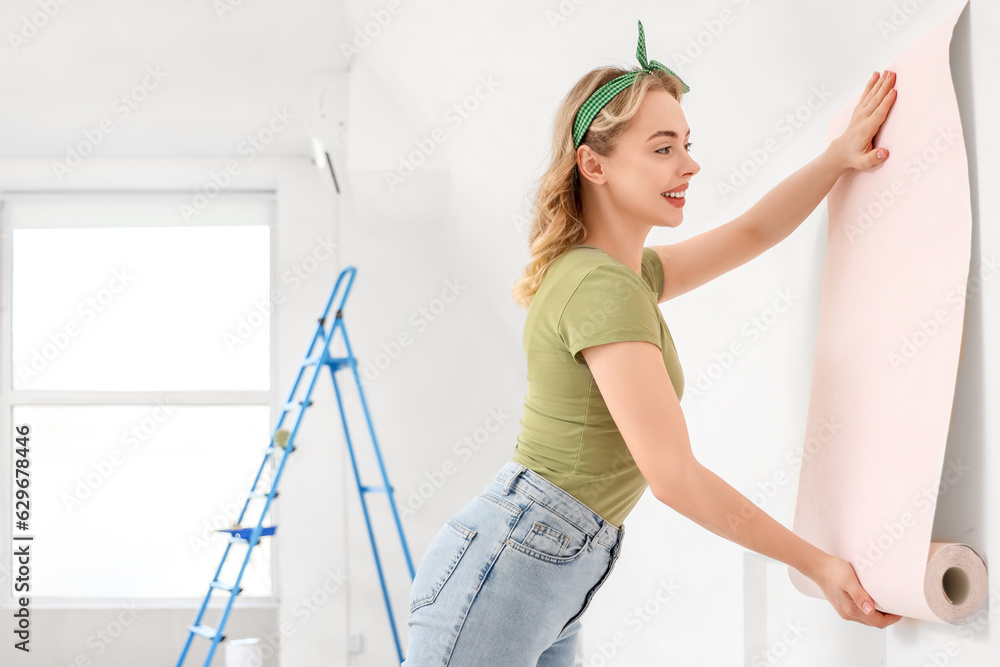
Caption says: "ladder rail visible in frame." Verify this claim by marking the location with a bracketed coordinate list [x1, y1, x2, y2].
[180, 314, 331, 664]
[214, 331, 333, 646]
[178, 265, 414, 666]
[329, 363, 404, 660]
[339, 319, 417, 580]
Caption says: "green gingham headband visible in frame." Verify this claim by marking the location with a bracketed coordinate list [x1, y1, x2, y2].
[572, 20, 690, 150]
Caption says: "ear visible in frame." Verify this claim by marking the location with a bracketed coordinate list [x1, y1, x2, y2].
[577, 145, 607, 185]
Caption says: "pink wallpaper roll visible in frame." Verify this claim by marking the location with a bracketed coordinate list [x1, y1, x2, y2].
[787, 0, 988, 624]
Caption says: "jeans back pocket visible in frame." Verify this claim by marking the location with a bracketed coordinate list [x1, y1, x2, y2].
[409, 518, 476, 613]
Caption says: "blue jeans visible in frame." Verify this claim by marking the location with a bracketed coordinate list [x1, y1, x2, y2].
[401, 461, 625, 666]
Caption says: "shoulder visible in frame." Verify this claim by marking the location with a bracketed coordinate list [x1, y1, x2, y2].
[554, 250, 662, 364]
[552, 248, 645, 299]
[533, 247, 658, 317]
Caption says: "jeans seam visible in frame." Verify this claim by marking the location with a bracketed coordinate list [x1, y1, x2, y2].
[503, 482, 597, 540]
[478, 491, 522, 517]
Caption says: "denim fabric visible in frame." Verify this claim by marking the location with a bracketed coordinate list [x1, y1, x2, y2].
[401, 461, 625, 666]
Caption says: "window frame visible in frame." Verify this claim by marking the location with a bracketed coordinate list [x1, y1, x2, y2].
[0, 191, 280, 610]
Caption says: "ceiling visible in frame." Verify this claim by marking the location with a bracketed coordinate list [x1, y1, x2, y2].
[0, 0, 347, 157]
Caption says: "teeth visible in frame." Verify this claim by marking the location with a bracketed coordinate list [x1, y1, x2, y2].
[662, 191, 685, 198]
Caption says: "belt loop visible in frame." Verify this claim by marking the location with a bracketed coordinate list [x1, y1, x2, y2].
[502, 464, 526, 495]
[595, 522, 609, 548]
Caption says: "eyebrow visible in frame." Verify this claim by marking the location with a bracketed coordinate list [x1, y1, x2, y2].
[646, 128, 691, 142]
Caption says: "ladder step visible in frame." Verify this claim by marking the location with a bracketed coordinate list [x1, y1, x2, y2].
[217, 525, 277, 542]
[248, 490, 278, 499]
[361, 484, 393, 494]
[189, 624, 225, 641]
[304, 353, 324, 366]
[283, 400, 313, 412]
[327, 356, 350, 370]
[264, 446, 290, 455]
[209, 579, 242, 594]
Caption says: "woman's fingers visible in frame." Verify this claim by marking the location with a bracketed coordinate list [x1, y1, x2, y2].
[860, 70, 881, 107]
[876, 86, 898, 120]
[865, 70, 896, 114]
[841, 598, 900, 627]
[861, 70, 887, 108]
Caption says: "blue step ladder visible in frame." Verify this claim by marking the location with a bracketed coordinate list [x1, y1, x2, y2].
[177, 266, 417, 666]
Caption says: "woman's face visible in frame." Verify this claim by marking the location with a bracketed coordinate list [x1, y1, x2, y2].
[588, 89, 701, 229]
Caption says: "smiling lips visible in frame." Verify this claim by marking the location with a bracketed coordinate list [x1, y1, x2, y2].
[662, 184, 687, 207]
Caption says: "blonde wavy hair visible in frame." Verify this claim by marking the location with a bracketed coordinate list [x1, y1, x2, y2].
[510, 66, 687, 309]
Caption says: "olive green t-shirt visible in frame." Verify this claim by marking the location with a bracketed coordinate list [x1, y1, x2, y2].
[510, 245, 684, 528]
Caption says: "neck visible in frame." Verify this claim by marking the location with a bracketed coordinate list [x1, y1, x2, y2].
[578, 194, 650, 275]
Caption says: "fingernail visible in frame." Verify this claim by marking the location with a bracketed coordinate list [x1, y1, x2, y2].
[877, 149, 887, 159]
[863, 601, 874, 614]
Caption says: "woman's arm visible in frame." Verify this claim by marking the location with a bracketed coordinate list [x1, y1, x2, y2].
[650, 146, 844, 304]
[581, 338, 901, 627]
[737, 70, 898, 250]
[580, 339, 826, 578]
[652, 70, 897, 303]
[739, 145, 847, 250]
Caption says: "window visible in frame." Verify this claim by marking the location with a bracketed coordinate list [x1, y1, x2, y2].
[2, 193, 276, 599]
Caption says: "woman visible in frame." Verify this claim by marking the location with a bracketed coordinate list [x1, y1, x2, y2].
[402, 20, 900, 666]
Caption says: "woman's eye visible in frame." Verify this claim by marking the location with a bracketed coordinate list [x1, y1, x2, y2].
[656, 143, 693, 155]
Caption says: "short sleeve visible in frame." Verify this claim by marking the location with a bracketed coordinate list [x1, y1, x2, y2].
[641, 247, 664, 300]
[558, 264, 662, 365]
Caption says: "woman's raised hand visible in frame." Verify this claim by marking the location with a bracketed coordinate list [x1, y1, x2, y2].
[830, 70, 897, 171]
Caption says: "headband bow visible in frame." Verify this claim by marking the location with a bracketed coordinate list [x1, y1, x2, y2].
[572, 20, 690, 150]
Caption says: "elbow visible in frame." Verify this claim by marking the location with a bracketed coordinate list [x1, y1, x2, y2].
[651, 454, 701, 508]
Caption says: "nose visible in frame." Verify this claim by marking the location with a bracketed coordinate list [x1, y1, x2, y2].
[685, 152, 701, 177]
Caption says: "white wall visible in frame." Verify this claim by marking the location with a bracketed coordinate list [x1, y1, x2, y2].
[1, 0, 998, 665]
[344, 0, 1000, 665]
